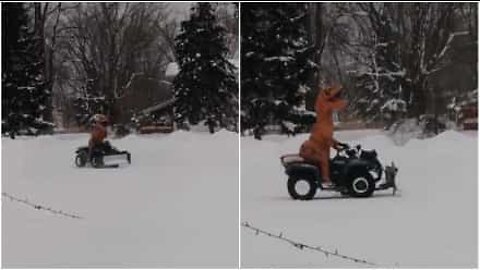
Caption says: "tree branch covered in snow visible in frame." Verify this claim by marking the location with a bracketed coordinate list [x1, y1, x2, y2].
[422, 31, 470, 75]
[344, 2, 476, 127]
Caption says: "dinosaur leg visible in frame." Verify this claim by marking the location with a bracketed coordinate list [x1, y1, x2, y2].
[318, 141, 331, 183]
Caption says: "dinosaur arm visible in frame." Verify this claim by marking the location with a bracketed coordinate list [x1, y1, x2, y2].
[332, 138, 341, 150]
[330, 99, 347, 110]
[332, 138, 350, 150]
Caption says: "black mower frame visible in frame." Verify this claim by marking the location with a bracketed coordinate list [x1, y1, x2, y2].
[74, 141, 131, 168]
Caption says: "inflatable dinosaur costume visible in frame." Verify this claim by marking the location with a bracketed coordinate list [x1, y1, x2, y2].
[299, 85, 347, 187]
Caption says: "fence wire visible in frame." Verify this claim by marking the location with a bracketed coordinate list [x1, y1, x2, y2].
[242, 221, 396, 267]
[2, 192, 83, 219]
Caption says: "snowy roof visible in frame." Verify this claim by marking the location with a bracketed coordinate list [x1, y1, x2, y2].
[165, 59, 239, 77]
[165, 62, 180, 77]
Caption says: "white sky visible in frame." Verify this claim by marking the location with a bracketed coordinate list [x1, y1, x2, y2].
[169, 2, 194, 22]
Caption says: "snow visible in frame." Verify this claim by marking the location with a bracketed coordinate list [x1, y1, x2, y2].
[3, 128, 477, 267]
[2, 131, 238, 268]
[297, 84, 309, 95]
[165, 59, 239, 77]
[381, 98, 407, 112]
[229, 58, 239, 70]
[353, 11, 369, 16]
[264, 56, 294, 62]
[280, 121, 296, 132]
[273, 100, 286, 106]
[375, 42, 389, 47]
[241, 129, 477, 268]
[363, 69, 406, 79]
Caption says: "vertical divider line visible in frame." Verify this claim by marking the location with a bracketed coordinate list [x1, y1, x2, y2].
[237, 2, 242, 269]
[476, 2, 480, 267]
[0, 3, 4, 258]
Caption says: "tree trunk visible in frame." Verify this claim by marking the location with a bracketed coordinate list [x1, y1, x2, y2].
[34, 3, 53, 123]
[305, 3, 323, 111]
[409, 82, 427, 118]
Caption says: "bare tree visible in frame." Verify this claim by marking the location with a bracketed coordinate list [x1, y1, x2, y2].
[343, 3, 475, 126]
[216, 3, 239, 58]
[53, 3, 176, 125]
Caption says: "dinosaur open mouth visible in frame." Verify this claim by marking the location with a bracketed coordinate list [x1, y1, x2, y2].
[329, 89, 343, 100]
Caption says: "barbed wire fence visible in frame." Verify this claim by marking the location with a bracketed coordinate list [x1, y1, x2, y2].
[242, 221, 398, 267]
[2, 192, 83, 219]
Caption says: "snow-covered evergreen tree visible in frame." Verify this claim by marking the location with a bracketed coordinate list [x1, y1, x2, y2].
[173, 3, 238, 133]
[241, 3, 315, 138]
[2, 3, 53, 137]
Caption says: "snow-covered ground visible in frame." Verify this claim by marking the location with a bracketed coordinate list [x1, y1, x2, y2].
[241, 129, 477, 268]
[2, 131, 238, 268]
[3, 128, 478, 268]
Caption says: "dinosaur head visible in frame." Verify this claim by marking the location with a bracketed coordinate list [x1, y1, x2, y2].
[321, 84, 343, 100]
[318, 84, 347, 111]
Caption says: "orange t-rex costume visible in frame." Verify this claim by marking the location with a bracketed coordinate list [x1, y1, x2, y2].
[299, 85, 347, 185]
[88, 114, 108, 156]
[89, 123, 107, 148]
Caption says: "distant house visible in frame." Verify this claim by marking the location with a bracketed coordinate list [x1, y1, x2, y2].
[460, 105, 477, 130]
[116, 73, 173, 124]
[126, 65, 180, 134]
[131, 59, 238, 133]
[134, 97, 176, 134]
[165, 62, 180, 80]
[447, 89, 478, 130]
[457, 102, 478, 130]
